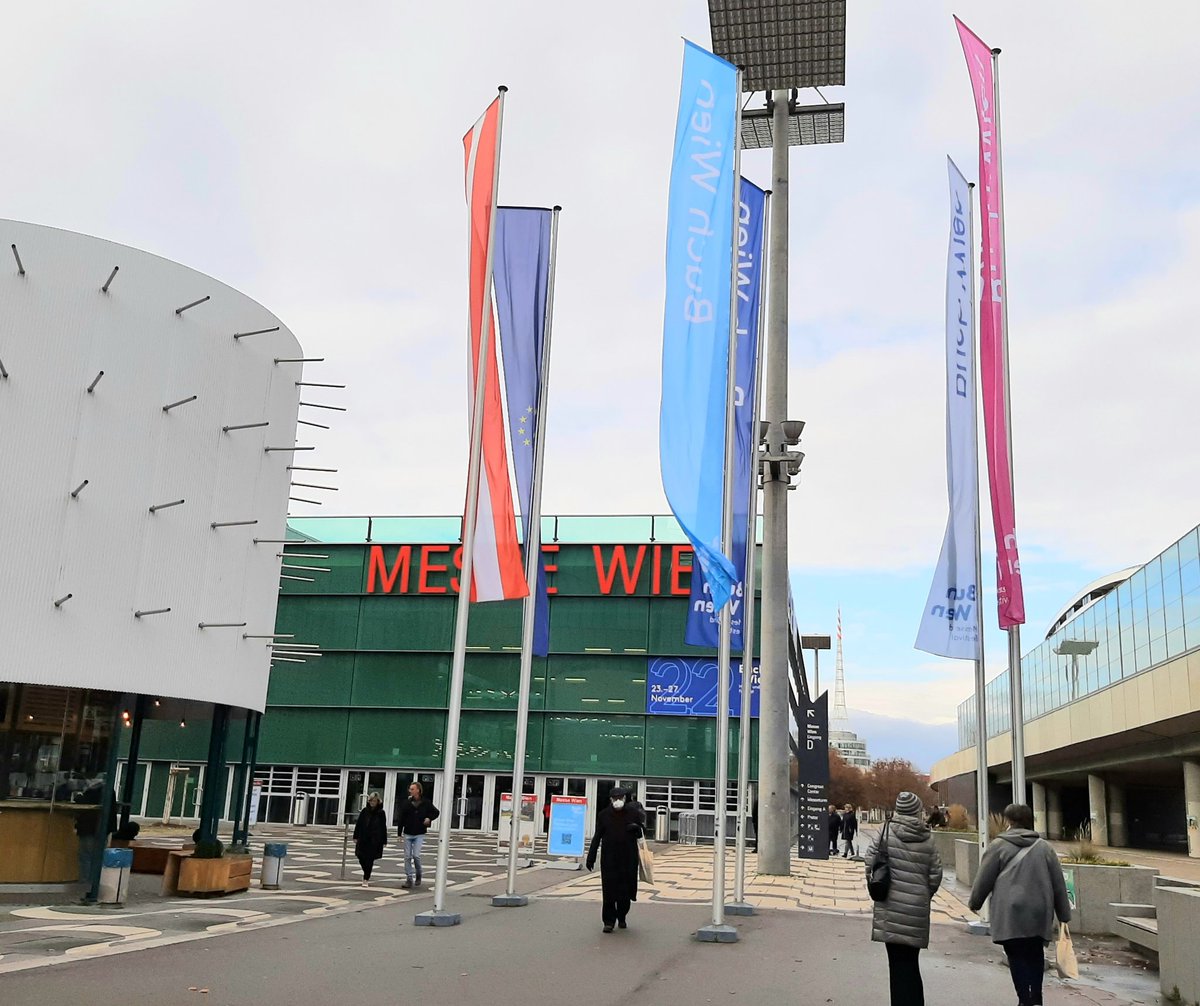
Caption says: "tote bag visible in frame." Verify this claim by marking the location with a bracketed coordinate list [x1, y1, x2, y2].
[637, 836, 654, 884]
[1056, 922, 1079, 979]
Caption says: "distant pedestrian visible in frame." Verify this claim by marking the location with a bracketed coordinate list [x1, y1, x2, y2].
[74, 777, 116, 894]
[353, 792, 387, 887]
[969, 803, 1072, 1006]
[828, 803, 842, 855]
[865, 791, 943, 1006]
[841, 804, 860, 858]
[396, 782, 439, 888]
[586, 786, 642, 933]
[751, 797, 759, 852]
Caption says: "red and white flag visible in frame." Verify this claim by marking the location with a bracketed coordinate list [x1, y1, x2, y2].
[462, 97, 528, 603]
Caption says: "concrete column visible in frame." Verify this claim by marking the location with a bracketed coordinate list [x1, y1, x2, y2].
[1108, 781, 1128, 848]
[1185, 759, 1200, 859]
[1088, 773, 1109, 846]
[1032, 781, 1047, 837]
[1046, 785, 1063, 840]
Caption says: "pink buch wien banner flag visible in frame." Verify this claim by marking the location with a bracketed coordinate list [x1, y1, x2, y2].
[955, 16, 1025, 629]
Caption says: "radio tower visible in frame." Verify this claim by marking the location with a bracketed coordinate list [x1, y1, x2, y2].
[832, 606, 850, 730]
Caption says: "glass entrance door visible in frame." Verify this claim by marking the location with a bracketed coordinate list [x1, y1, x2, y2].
[491, 775, 536, 832]
[452, 773, 485, 830]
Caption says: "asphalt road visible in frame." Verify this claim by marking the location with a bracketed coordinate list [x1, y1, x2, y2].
[0, 872, 1107, 1006]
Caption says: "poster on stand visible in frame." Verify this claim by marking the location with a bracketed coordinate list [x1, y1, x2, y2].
[547, 795, 587, 858]
[497, 793, 539, 853]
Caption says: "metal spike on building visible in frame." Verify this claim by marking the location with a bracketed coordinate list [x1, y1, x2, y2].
[832, 606, 850, 728]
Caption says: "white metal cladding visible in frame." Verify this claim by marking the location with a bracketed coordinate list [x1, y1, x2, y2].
[0, 219, 303, 712]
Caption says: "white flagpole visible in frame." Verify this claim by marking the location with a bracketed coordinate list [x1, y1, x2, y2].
[731, 188, 769, 914]
[967, 180, 991, 860]
[700, 65, 742, 943]
[497, 206, 560, 906]
[423, 86, 506, 926]
[991, 48, 1026, 806]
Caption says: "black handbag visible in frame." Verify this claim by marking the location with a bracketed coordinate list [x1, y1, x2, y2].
[867, 818, 891, 902]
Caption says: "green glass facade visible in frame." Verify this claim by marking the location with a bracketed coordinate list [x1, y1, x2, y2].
[260, 519, 761, 780]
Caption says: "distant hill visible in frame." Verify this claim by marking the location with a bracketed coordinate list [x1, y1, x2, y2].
[846, 709, 959, 773]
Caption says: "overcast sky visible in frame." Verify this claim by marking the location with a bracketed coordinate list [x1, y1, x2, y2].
[6, 2, 1198, 755]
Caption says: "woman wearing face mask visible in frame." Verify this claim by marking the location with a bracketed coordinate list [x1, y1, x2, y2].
[586, 787, 643, 933]
[352, 792, 388, 887]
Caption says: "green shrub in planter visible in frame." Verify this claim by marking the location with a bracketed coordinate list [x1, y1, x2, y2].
[193, 838, 225, 860]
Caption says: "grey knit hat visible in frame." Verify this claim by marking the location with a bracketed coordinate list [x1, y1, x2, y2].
[895, 791, 922, 816]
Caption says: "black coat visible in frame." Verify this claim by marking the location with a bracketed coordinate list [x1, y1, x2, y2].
[354, 805, 388, 861]
[587, 806, 642, 903]
[396, 798, 440, 836]
[828, 811, 843, 839]
[841, 812, 859, 839]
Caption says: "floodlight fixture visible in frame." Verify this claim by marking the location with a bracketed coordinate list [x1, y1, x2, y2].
[741, 101, 844, 149]
[782, 420, 805, 444]
[708, 0, 846, 93]
[800, 634, 831, 651]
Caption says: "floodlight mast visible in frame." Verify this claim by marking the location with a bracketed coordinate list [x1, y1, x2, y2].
[707, 0, 847, 877]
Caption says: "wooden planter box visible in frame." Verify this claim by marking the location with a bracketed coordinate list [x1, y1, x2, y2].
[168, 853, 253, 897]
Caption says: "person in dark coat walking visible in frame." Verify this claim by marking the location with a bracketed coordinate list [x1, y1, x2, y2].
[865, 791, 943, 1006]
[841, 804, 860, 858]
[969, 803, 1072, 1006]
[586, 786, 642, 933]
[828, 803, 843, 855]
[353, 792, 388, 887]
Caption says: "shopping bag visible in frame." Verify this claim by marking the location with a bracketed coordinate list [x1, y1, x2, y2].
[1056, 922, 1079, 979]
[637, 837, 654, 884]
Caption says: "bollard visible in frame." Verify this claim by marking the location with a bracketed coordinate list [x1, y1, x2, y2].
[261, 842, 287, 890]
[98, 847, 133, 906]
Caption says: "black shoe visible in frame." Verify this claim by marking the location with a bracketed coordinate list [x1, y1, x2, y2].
[617, 919, 627, 930]
[402, 879, 413, 889]
[603, 925, 614, 933]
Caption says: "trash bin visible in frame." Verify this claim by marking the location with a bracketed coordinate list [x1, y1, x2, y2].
[290, 792, 309, 826]
[654, 808, 669, 843]
[98, 847, 133, 906]
[261, 842, 288, 890]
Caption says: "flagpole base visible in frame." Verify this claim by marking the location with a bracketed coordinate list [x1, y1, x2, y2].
[967, 919, 991, 936]
[491, 893, 528, 907]
[725, 901, 756, 916]
[415, 909, 462, 928]
[696, 923, 739, 943]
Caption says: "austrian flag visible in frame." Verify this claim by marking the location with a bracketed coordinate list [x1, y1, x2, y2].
[462, 96, 528, 603]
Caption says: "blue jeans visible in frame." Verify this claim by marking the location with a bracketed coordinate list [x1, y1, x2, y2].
[404, 834, 424, 882]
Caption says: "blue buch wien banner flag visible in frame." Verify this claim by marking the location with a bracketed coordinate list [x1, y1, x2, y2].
[493, 206, 552, 656]
[646, 655, 760, 717]
[685, 179, 766, 650]
[915, 159, 981, 661]
[659, 40, 739, 611]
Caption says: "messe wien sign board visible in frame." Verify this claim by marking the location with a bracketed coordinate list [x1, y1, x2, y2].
[363, 543, 704, 598]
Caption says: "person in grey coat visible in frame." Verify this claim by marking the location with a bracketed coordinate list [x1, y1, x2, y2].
[969, 803, 1072, 1006]
[865, 791, 943, 1006]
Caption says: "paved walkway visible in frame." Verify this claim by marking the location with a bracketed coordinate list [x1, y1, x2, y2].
[0, 826, 1162, 1005]
[540, 843, 975, 926]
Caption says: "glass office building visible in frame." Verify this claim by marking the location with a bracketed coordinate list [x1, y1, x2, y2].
[118, 515, 761, 839]
[956, 524, 1200, 748]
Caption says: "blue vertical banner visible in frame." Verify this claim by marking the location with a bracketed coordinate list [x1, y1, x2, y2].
[685, 179, 766, 650]
[659, 41, 739, 611]
[914, 160, 981, 661]
[493, 206, 552, 656]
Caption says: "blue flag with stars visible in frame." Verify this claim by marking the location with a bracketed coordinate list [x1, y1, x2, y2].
[494, 206, 552, 656]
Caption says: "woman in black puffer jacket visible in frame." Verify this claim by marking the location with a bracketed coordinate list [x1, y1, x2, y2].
[865, 791, 944, 1006]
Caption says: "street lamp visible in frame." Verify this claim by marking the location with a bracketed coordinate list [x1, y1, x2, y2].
[1053, 639, 1099, 701]
[710, 0, 847, 879]
[800, 634, 832, 697]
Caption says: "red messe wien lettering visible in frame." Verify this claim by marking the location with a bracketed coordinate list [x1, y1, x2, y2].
[364, 543, 691, 596]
